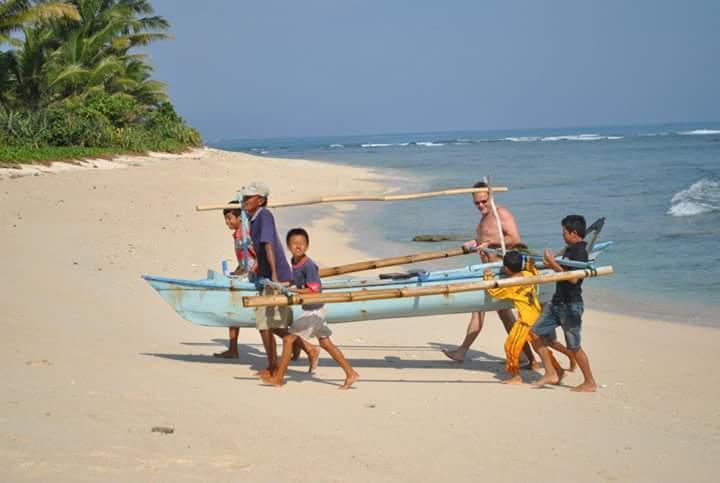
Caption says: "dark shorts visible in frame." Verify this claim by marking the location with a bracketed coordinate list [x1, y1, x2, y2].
[532, 301, 584, 350]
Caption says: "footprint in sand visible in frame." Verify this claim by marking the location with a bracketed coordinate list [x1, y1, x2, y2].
[25, 360, 52, 367]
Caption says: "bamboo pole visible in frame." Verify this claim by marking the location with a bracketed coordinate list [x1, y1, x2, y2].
[484, 175, 506, 256]
[318, 246, 473, 278]
[196, 186, 508, 212]
[242, 265, 614, 308]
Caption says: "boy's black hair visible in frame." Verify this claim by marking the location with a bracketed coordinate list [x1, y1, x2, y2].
[473, 181, 488, 188]
[562, 215, 586, 238]
[223, 200, 242, 217]
[286, 227, 310, 245]
[503, 250, 524, 273]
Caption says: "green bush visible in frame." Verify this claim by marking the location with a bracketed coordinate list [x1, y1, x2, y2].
[0, 100, 202, 164]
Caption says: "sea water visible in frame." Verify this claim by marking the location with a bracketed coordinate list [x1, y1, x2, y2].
[215, 123, 720, 325]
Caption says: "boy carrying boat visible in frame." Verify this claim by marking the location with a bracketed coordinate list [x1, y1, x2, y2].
[532, 215, 598, 392]
[241, 182, 319, 376]
[261, 228, 359, 389]
[214, 200, 257, 359]
[483, 252, 552, 384]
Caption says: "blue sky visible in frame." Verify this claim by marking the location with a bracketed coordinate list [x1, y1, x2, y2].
[147, 0, 720, 141]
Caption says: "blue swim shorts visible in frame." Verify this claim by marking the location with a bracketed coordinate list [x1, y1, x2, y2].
[532, 301, 584, 351]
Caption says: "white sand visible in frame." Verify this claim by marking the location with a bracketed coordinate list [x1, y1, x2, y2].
[1, 150, 718, 482]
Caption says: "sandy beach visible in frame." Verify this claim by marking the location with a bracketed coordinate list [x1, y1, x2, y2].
[1, 149, 719, 482]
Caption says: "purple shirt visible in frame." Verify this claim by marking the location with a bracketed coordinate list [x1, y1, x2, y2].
[292, 256, 324, 310]
[249, 208, 292, 283]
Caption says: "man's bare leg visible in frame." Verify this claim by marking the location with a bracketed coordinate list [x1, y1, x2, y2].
[214, 327, 240, 358]
[497, 309, 537, 369]
[570, 347, 597, 392]
[318, 337, 359, 389]
[256, 329, 277, 377]
[549, 341, 577, 371]
[442, 312, 485, 362]
[261, 334, 297, 386]
[531, 337, 560, 388]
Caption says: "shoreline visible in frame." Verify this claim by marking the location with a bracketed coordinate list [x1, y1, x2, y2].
[2, 148, 719, 481]
[3, 145, 717, 328]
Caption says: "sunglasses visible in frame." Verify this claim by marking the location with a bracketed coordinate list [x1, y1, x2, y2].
[474, 199, 489, 205]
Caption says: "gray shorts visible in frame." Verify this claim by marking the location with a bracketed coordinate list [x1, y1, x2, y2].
[289, 308, 331, 339]
[254, 287, 293, 330]
[532, 301, 584, 350]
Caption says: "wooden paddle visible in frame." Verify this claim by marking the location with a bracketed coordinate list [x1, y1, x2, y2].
[196, 186, 508, 211]
[243, 265, 614, 308]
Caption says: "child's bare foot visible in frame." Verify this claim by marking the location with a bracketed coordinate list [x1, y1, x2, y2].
[533, 373, 559, 388]
[571, 382, 597, 392]
[501, 375, 523, 385]
[307, 346, 320, 374]
[339, 371, 359, 390]
[213, 349, 238, 359]
[555, 367, 565, 385]
[441, 348, 465, 363]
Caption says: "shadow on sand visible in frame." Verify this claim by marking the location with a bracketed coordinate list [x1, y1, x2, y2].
[139, 338, 546, 386]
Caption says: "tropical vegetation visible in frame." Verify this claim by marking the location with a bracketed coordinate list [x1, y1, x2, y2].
[0, 0, 200, 165]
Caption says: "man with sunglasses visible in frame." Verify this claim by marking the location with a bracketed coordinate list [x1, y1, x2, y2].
[442, 181, 537, 368]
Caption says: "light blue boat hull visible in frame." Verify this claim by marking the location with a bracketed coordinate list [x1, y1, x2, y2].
[143, 264, 554, 328]
[143, 241, 611, 328]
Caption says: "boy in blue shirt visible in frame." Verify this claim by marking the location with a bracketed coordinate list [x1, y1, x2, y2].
[532, 215, 597, 392]
[262, 228, 359, 389]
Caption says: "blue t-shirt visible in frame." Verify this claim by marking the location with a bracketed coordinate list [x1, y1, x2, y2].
[292, 256, 324, 310]
[249, 208, 292, 283]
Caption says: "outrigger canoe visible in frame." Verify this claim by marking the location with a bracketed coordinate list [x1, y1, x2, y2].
[142, 242, 612, 328]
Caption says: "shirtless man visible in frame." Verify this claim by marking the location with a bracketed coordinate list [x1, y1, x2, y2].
[442, 181, 536, 367]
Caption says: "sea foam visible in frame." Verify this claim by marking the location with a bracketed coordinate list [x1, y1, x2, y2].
[678, 129, 720, 135]
[668, 178, 720, 217]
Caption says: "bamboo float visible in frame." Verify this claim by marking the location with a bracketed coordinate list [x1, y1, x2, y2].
[196, 186, 508, 211]
[243, 265, 614, 308]
[318, 245, 474, 278]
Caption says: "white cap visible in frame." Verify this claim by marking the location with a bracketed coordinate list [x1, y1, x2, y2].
[238, 181, 270, 198]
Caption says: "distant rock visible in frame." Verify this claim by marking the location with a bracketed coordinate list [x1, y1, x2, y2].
[412, 234, 470, 242]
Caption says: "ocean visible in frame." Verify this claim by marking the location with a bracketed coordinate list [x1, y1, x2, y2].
[213, 123, 720, 325]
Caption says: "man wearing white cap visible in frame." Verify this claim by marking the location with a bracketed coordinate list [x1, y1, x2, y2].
[241, 182, 319, 375]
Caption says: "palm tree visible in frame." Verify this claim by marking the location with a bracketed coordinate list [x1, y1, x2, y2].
[42, 0, 170, 104]
[0, 0, 79, 46]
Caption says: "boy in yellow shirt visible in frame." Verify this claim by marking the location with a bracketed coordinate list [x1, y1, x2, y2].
[484, 251, 560, 384]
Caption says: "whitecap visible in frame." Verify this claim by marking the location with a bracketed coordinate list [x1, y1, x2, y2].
[329, 144, 344, 148]
[541, 134, 610, 142]
[668, 178, 720, 217]
[678, 129, 720, 136]
[416, 142, 445, 147]
[504, 136, 541, 142]
[361, 143, 393, 148]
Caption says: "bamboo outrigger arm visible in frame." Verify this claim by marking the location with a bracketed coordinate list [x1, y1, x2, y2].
[318, 245, 475, 278]
[196, 186, 508, 211]
[243, 265, 614, 308]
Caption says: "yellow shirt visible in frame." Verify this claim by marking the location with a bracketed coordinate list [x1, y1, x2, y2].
[484, 260, 541, 325]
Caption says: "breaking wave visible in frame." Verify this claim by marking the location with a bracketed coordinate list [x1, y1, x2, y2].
[504, 134, 623, 142]
[678, 129, 720, 136]
[668, 178, 720, 217]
